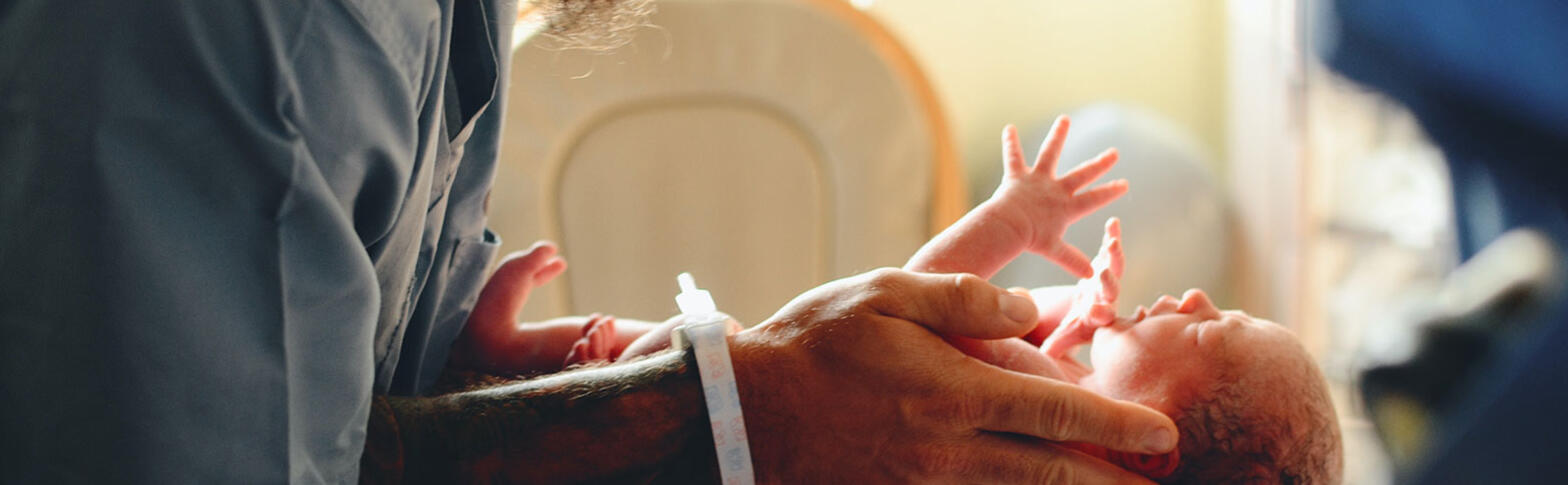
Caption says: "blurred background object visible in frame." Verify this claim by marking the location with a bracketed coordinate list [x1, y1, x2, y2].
[493, 0, 962, 325]
[1321, 0, 1568, 483]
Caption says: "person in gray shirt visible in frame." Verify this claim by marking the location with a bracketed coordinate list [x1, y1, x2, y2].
[0, 1, 1176, 482]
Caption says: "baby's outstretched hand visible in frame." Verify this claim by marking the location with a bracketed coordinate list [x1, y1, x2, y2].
[1042, 218, 1125, 358]
[992, 116, 1128, 278]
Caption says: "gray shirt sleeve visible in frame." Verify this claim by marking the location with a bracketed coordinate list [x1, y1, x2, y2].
[0, 1, 445, 481]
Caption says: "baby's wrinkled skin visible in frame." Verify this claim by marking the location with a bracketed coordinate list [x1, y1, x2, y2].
[1037, 282, 1340, 481]
[1084, 290, 1292, 412]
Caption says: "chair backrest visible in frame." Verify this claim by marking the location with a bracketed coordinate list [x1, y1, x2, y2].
[492, 0, 961, 324]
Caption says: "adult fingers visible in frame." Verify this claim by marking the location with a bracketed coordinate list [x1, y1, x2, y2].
[1047, 241, 1095, 279]
[946, 335, 1059, 377]
[1058, 148, 1119, 192]
[859, 269, 1038, 339]
[1070, 180, 1130, 215]
[1035, 116, 1071, 176]
[972, 372, 1178, 454]
[954, 434, 1157, 485]
[1002, 125, 1028, 176]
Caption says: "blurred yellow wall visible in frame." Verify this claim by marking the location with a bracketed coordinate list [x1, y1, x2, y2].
[863, 1, 1228, 200]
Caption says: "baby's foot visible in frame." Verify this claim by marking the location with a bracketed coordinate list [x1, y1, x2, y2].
[456, 240, 568, 371]
[564, 313, 617, 366]
[990, 117, 1128, 277]
[1042, 218, 1125, 357]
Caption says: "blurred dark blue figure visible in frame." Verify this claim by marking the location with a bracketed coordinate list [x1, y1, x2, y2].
[1327, 0, 1568, 483]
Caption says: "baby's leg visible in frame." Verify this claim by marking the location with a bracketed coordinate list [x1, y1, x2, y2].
[452, 241, 567, 374]
[473, 315, 667, 373]
[458, 317, 596, 374]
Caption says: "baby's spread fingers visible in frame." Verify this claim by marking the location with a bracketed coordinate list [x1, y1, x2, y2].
[1097, 269, 1119, 303]
[955, 434, 1157, 485]
[1047, 242, 1094, 279]
[1091, 236, 1113, 267]
[1106, 238, 1125, 278]
[1058, 148, 1120, 192]
[1002, 125, 1028, 175]
[1035, 116, 1071, 176]
[1070, 180, 1130, 215]
[969, 371, 1177, 454]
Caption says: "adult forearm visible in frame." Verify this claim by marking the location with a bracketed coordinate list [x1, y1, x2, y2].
[369, 351, 718, 483]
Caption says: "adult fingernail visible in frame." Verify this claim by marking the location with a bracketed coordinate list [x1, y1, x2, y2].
[999, 292, 1036, 323]
[1143, 427, 1176, 453]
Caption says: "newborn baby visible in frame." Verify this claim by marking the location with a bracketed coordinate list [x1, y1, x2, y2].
[1045, 287, 1344, 483]
[452, 115, 1127, 375]
[453, 115, 1342, 482]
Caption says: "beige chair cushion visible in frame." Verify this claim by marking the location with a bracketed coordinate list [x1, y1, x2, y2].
[493, 0, 955, 324]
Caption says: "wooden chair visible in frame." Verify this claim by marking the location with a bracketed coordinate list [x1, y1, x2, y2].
[492, 0, 963, 324]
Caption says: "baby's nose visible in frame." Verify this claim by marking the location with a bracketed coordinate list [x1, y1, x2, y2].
[1177, 289, 1222, 318]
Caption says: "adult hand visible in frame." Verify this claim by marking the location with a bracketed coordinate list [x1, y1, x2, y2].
[731, 268, 1177, 484]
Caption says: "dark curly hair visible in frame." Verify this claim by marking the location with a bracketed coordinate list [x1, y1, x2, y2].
[530, 0, 656, 52]
[1160, 333, 1343, 484]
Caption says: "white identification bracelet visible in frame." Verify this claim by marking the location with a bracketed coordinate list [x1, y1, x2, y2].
[671, 273, 756, 485]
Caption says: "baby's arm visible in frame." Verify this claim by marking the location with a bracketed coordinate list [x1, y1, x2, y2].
[904, 116, 1127, 279]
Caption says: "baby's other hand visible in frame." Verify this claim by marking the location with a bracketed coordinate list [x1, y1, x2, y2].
[990, 116, 1128, 278]
[1042, 218, 1125, 358]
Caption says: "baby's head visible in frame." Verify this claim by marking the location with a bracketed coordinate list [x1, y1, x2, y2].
[1081, 290, 1342, 483]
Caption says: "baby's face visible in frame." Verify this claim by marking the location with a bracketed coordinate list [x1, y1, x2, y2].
[1079, 290, 1299, 413]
